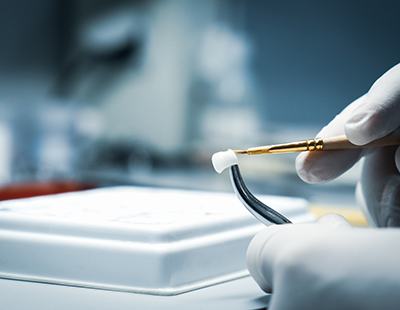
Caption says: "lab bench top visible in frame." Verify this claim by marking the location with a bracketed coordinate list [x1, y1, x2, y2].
[0, 276, 269, 310]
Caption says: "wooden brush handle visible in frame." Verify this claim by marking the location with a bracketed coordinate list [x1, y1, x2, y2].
[323, 134, 400, 150]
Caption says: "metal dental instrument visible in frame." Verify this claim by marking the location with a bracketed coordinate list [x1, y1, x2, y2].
[211, 149, 292, 225]
[234, 134, 400, 155]
[229, 164, 291, 225]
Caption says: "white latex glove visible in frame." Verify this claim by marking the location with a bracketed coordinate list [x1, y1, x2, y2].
[246, 64, 400, 309]
[247, 223, 400, 310]
[296, 63, 400, 227]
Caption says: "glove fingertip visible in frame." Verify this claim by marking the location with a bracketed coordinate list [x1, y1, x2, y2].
[246, 230, 273, 293]
[247, 226, 286, 293]
[295, 153, 322, 184]
[296, 152, 336, 184]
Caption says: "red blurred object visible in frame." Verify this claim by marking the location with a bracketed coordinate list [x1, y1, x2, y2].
[0, 181, 96, 201]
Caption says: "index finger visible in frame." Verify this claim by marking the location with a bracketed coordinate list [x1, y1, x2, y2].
[296, 96, 365, 183]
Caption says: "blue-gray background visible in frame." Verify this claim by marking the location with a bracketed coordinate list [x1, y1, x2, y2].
[0, 0, 398, 196]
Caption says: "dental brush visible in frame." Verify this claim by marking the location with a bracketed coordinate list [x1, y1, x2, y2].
[233, 134, 400, 155]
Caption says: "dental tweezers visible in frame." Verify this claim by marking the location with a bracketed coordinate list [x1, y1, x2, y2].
[229, 165, 291, 225]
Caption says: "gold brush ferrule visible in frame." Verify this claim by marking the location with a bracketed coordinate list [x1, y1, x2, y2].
[238, 138, 324, 155]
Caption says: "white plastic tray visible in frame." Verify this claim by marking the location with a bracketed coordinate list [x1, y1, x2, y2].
[0, 186, 313, 295]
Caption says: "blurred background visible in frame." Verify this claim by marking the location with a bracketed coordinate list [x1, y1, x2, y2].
[0, 0, 399, 210]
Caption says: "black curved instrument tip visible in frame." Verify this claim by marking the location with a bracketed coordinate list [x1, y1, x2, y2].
[229, 165, 291, 225]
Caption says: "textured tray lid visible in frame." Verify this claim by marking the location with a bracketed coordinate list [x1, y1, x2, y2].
[0, 186, 312, 295]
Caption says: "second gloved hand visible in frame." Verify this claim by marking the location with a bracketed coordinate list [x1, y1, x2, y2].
[246, 223, 400, 310]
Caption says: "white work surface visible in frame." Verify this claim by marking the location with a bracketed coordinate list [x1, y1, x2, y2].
[0, 275, 270, 310]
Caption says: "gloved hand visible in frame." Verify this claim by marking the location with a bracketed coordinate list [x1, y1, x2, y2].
[246, 63, 400, 309]
[296, 63, 400, 227]
[247, 222, 400, 310]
